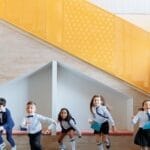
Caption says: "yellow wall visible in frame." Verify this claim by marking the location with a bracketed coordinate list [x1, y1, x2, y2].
[0, 0, 150, 93]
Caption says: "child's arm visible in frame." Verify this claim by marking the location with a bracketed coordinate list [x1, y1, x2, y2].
[131, 112, 139, 125]
[104, 107, 115, 127]
[69, 119, 82, 137]
[37, 114, 57, 134]
[2, 109, 14, 130]
[111, 125, 116, 132]
[20, 117, 28, 129]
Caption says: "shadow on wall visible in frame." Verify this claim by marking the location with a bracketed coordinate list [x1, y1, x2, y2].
[0, 61, 133, 131]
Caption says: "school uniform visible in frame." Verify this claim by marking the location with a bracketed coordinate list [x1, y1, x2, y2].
[132, 111, 150, 147]
[0, 107, 16, 147]
[91, 106, 115, 134]
[59, 119, 81, 150]
[21, 113, 56, 150]
[60, 119, 81, 136]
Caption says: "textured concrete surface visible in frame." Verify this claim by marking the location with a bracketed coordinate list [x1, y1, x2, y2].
[0, 20, 149, 93]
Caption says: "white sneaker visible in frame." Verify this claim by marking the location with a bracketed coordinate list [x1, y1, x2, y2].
[0, 142, 6, 150]
[59, 143, 66, 150]
[11, 145, 16, 150]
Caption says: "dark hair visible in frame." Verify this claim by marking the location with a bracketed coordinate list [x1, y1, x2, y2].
[58, 108, 74, 122]
[0, 97, 6, 106]
[138, 99, 150, 111]
[27, 101, 36, 106]
[90, 95, 106, 115]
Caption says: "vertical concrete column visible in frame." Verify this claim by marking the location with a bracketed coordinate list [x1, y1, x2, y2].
[51, 61, 58, 119]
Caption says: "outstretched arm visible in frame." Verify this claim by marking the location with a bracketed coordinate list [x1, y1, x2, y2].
[69, 119, 82, 137]
[37, 114, 57, 134]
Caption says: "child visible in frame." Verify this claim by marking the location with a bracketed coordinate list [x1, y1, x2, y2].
[21, 101, 57, 150]
[132, 99, 150, 150]
[57, 108, 81, 150]
[0, 97, 16, 150]
[89, 95, 115, 150]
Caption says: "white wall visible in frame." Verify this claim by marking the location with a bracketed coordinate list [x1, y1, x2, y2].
[90, 0, 150, 32]
[0, 61, 133, 130]
[26, 64, 52, 117]
[0, 63, 52, 129]
[90, 0, 150, 14]
[56, 63, 132, 130]
[0, 80, 28, 129]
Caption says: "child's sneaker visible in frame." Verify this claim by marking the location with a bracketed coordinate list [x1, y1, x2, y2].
[59, 143, 66, 150]
[11, 145, 17, 150]
[0, 142, 6, 150]
[105, 138, 111, 149]
[97, 142, 104, 150]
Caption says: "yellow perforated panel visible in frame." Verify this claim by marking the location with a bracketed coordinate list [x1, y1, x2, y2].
[62, 0, 114, 70]
[0, 0, 150, 93]
[61, 0, 150, 93]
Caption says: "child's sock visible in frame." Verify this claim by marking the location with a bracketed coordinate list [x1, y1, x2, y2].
[70, 138, 76, 150]
[0, 142, 6, 149]
[105, 138, 111, 149]
[97, 142, 104, 150]
[11, 145, 17, 150]
[59, 143, 66, 150]
[141, 147, 149, 150]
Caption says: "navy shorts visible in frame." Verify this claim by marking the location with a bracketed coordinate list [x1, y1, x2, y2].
[62, 127, 75, 133]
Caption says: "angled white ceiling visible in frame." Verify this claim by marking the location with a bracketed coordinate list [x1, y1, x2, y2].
[90, 0, 150, 32]
[90, 0, 150, 14]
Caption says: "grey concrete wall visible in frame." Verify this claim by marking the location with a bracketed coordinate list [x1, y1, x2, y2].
[0, 63, 52, 128]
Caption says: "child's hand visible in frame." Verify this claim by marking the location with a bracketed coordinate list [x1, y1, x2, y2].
[88, 119, 93, 124]
[78, 132, 82, 138]
[26, 121, 31, 126]
[43, 129, 51, 134]
[131, 116, 135, 119]
[111, 125, 116, 132]
[0, 126, 4, 131]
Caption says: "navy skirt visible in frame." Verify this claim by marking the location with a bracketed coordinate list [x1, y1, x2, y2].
[134, 128, 150, 147]
[94, 121, 109, 134]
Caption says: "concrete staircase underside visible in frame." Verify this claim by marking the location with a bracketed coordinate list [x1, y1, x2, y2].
[0, 20, 148, 96]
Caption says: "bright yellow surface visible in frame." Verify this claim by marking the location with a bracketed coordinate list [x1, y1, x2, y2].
[0, 0, 150, 93]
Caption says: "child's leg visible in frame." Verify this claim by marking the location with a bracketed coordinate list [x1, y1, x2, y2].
[140, 147, 149, 150]
[97, 142, 104, 150]
[102, 134, 110, 149]
[58, 133, 66, 149]
[28, 131, 42, 150]
[68, 130, 76, 150]
[95, 134, 104, 150]
[0, 134, 4, 145]
[6, 129, 16, 147]
[0, 133, 6, 149]
[100, 121, 110, 149]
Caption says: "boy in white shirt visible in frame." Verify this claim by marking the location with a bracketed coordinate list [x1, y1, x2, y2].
[21, 101, 56, 150]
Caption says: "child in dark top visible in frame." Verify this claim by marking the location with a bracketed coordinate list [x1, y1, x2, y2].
[57, 108, 81, 150]
[0, 97, 16, 150]
[132, 99, 150, 150]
